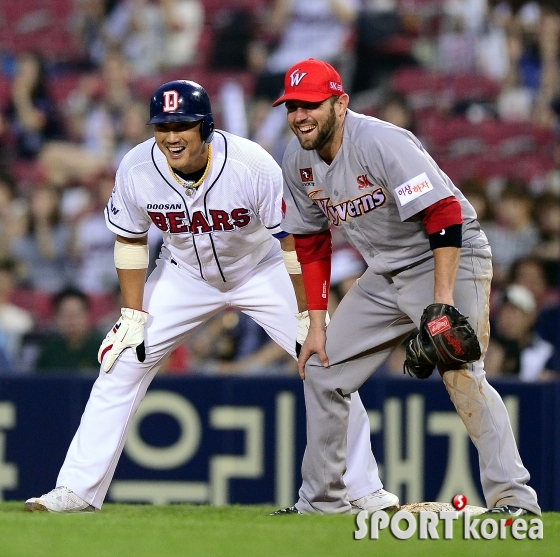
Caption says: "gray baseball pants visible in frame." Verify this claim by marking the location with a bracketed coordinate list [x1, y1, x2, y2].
[295, 241, 541, 515]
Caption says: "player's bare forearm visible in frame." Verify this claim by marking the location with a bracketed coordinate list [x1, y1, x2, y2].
[116, 235, 148, 311]
[432, 246, 460, 305]
[288, 274, 307, 312]
[280, 234, 307, 312]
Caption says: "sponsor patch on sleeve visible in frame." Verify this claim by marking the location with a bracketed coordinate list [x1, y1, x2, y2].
[395, 172, 434, 206]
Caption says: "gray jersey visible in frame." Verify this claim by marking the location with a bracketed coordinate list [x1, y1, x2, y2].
[105, 130, 284, 286]
[281, 110, 484, 275]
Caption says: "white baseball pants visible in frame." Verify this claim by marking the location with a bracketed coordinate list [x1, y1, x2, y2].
[56, 248, 382, 508]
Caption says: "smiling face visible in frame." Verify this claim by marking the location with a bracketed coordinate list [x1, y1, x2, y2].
[153, 121, 209, 174]
[285, 95, 348, 163]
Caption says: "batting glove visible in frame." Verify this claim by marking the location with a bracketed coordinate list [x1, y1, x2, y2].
[295, 310, 330, 357]
[98, 308, 149, 373]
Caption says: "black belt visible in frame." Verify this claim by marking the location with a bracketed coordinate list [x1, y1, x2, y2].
[389, 256, 432, 278]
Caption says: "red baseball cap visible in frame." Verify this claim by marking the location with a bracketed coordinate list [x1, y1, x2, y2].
[272, 58, 345, 107]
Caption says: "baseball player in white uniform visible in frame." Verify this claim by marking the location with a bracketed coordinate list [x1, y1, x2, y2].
[271, 59, 541, 516]
[24, 80, 398, 513]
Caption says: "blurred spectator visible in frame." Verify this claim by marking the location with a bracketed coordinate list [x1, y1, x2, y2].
[4, 51, 62, 159]
[187, 313, 233, 370]
[253, 0, 359, 100]
[38, 50, 132, 187]
[113, 100, 151, 168]
[189, 310, 296, 375]
[10, 186, 76, 293]
[483, 181, 540, 285]
[70, 0, 119, 70]
[209, 5, 257, 72]
[546, 133, 560, 195]
[485, 284, 555, 381]
[0, 111, 13, 168]
[0, 259, 34, 366]
[531, 5, 560, 128]
[476, 0, 511, 81]
[509, 255, 558, 310]
[531, 191, 560, 263]
[378, 92, 416, 132]
[0, 170, 27, 259]
[99, 0, 162, 75]
[160, 0, 204, 70]
[495, 3, 560, 126]
[350, 0, 412, 93]
[437, 2, 480, 75]
[101, 0, 203, 76]
[497, 19, 535, 122]
[458, 178, 495, 226]
[33, 287, 104, 374]
[74, 174, 119, 294]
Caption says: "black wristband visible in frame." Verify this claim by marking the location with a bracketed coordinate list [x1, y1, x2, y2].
[428, 223, 462, 249]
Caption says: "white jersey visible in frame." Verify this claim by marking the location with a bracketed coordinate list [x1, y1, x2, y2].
[105, 130, 284, 286]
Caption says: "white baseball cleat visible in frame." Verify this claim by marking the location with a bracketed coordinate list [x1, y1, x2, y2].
[350, 488, 400, 513]
[24, 486, 96, 513]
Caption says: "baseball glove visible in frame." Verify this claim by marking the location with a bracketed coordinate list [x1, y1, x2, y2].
[403, 303, 481, 379]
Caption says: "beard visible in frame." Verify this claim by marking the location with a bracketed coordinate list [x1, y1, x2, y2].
[295, 104, 337, 151]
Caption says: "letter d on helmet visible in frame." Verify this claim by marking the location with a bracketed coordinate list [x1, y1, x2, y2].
[147, 80, 214, 143]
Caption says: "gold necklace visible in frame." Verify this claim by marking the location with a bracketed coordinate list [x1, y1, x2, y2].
[167, 145, 212, 196]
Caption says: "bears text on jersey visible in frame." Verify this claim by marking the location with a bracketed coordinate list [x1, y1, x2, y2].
[148, 208, 251, 234]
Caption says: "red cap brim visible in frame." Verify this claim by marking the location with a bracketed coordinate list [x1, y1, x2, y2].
[272, 91, 333, 107]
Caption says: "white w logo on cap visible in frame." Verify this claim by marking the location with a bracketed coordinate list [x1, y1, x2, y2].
[290, 69, 307, 87]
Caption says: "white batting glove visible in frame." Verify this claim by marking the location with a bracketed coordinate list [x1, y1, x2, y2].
[98, 308, 149, 373]
[295, 310, 330, 356]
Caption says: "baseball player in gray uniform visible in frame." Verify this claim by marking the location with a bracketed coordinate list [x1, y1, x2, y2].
[24, 80, 398, 513]
[271, 58, 541, 516]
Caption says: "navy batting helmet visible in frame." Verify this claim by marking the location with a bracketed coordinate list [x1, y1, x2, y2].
[147, 80, 214, 143]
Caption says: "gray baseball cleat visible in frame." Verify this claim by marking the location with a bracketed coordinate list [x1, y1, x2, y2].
[24, 486, 96, 513]
[350, 488, 400, 514]
[487, 505, 531, 516]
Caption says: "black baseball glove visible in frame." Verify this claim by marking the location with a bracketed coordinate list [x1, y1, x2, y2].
[403, 303, 482, 379]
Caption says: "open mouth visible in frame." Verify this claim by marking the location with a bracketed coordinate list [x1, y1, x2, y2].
[167, 145, 186, 158]
[298, 124, 316, 136]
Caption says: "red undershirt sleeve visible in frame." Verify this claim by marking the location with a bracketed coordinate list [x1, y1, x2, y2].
[421, 196, 463, 234]
[294, 230, 332, 310]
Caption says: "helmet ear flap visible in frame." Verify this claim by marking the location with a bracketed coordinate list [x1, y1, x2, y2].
[200, 114, 214, 143]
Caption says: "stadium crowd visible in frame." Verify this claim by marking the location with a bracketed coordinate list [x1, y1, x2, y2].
[0, 0, 558, 379]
